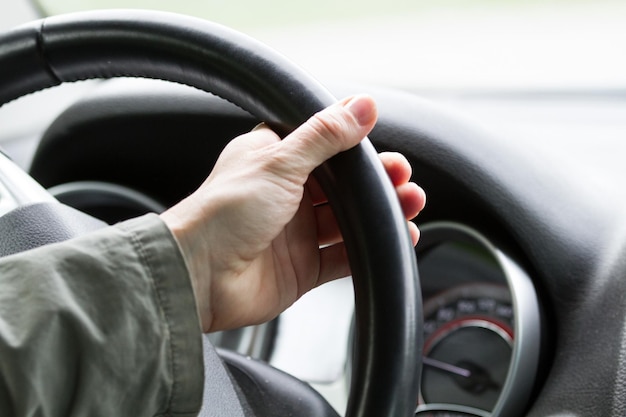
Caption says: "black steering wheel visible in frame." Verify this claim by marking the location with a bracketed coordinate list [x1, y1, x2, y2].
[0, 10, 421, 417]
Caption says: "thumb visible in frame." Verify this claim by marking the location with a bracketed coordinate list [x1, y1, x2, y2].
[277, 94, 378, 178]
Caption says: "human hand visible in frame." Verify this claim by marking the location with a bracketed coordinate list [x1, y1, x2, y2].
[160, 95, 426, 332]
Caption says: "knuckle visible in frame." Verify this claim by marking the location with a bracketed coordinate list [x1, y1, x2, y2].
[308, 110, 351, 144]
[258, 144, 307, 184]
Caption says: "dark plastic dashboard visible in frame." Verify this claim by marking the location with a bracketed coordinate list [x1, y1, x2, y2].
[17, 77, 626, 416]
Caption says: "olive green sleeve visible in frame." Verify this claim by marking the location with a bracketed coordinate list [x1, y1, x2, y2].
[0, 213, 203, 417]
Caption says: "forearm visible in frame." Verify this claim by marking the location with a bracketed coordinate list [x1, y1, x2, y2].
[0, 214, 203, 417]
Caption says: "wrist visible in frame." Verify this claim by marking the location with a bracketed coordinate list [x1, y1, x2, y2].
[160, 206, 214, 332]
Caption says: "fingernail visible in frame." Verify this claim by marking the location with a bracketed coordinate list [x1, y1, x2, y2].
[251, 122, 267, 131]
[344, 95, 376, 126]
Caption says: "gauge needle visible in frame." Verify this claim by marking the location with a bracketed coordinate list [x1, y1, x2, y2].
[423, 356, 472, 378]
[424, 357, 502, 393]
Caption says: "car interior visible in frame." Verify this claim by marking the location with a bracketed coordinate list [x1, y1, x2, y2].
[1, 1, 626, 417]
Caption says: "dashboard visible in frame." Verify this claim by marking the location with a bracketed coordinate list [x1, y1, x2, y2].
[3, 73, 626, 417]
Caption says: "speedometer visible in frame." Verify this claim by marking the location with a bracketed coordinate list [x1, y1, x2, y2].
[421, 284, 513, 412]
[415, 222, 543, 417]
[344, 223, 542, 416]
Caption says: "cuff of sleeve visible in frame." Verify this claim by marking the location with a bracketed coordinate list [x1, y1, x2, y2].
[118, 213, 204, 416]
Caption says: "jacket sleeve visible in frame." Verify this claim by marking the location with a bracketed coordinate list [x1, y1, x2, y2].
[0, 213, 203, 417]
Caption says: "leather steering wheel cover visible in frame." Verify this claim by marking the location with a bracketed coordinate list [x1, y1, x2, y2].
[0, 10, 421, 417]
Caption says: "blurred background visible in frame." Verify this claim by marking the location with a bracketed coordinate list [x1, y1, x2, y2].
[21, 0, 626, 93]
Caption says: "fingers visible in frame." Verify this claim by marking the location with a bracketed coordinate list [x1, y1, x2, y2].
[317, 221, 418, 285]
[314, 150, 426, 246]
[317, 218, 420, 286]
[378, 152, 426, 246]
[407, 221, 420, 246]
[379, 152, 413, 186]
[308, 149, 424, 211]
[379, 151, 426, 218]
[397, 182, 426, 220]
[268, 95, 378, 181]
[254, 94, 425, 251]
[315, 185, 425, 246]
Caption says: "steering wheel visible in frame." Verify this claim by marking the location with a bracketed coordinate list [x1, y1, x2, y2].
[0, 10, 421, 417]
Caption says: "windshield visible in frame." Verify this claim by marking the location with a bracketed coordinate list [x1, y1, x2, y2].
[28, 0, 626, 93]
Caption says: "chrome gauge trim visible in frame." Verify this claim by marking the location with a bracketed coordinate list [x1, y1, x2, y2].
[493, 247, 541, 417]
[0, 151, 55, 215]
[206, 321, 276, 361]
[416, 222, 541, 417]
[0, 177, 17, 217]
[416, 403, 490, 417]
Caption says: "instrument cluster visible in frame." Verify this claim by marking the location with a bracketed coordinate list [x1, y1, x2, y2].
[414, 223, 542, 417]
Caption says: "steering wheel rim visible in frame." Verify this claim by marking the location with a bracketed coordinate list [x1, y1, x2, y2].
[0, 10, 422, 417]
